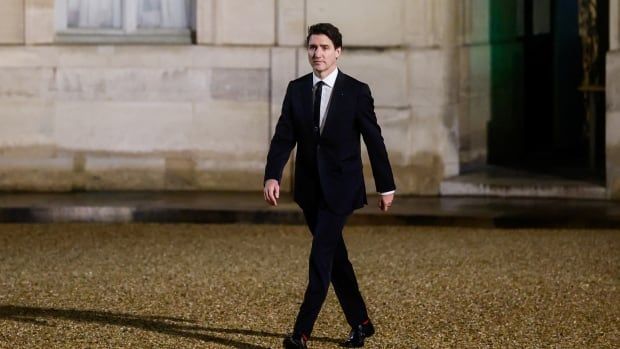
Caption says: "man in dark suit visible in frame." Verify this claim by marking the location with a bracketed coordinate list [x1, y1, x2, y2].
[264, 23, 395, 349]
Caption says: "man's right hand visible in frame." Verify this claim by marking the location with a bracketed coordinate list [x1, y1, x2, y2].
[263, 179, 280, 206]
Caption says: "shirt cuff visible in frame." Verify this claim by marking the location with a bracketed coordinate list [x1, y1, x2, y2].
[379, 190, 395, 196]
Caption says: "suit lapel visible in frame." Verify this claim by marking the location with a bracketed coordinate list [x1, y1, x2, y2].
[321, 71, 345, 136]
[301, 74, 314, 129]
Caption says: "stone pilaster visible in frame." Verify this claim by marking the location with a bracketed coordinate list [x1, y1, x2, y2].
[0, 0, 24, 44]
[606, 50, 620, 197]
[25, 0, 54, 45]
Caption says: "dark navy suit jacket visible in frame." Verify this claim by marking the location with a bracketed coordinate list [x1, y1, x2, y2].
[264, 71, 395, 215]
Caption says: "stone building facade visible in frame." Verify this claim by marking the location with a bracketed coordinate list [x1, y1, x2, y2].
[0, 0, 619, 198]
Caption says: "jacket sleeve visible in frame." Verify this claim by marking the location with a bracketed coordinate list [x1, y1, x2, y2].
[264, 82, 296, 184]
[357, 83, 396, 193]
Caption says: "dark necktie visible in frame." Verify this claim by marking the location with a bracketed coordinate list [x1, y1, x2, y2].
[313, 81, 324, 130]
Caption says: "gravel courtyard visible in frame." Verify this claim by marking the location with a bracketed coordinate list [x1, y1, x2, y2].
[0, 224, 618, 348]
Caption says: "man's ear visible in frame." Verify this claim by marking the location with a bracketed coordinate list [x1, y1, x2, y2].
[335, 47, 342, 59]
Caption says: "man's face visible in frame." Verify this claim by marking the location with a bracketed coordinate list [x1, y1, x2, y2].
[307, 34, 341, 77]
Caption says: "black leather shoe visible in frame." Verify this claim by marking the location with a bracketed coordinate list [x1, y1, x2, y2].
[340, 321, 375, 348]
[283, 334, 308, 349]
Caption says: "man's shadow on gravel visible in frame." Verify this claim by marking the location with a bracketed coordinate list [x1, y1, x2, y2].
[0, 305, 341, 348]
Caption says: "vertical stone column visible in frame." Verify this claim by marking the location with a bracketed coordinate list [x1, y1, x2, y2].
[0, 0, 25, 44]
[606, 0, 620, 197]
[277, 0, 304, 46]
[611, 0, 619, 51]
[196, 0, 215, 44]
[459, 0, 491, 169]
[403, 0, 463, 193]
[440, 0, 463, 177]
[213, 0, 275, 45]
[25, 0, 54, 45]
[187, 0, 279, 46]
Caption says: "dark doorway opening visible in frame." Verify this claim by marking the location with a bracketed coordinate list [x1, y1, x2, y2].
[487, 0, 608, 183]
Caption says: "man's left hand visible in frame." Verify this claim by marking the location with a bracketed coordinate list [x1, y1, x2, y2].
[379, 194, 394, 212]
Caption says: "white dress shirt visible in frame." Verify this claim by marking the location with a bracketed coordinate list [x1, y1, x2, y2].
[312, 69, 395, 197]
[312, 68, 338, 134]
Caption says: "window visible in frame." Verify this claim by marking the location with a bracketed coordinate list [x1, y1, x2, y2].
[55, 0, 196, 44]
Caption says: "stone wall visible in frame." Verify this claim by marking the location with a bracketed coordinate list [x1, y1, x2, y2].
[607, 0, 620, 197]
[458, 0, 491, 170]
[0, 0, 469, 194]
[0, 46, 271, 190]
[6, 0, 615, 196]
[0, 0, 24, 44]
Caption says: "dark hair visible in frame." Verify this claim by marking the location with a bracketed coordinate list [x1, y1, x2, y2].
[306, 23, 343, 49]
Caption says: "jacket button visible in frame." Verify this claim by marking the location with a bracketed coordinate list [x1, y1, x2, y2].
[313, 126, 319, 132]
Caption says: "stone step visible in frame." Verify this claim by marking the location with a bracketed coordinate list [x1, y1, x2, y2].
[440, 168, 606, 199]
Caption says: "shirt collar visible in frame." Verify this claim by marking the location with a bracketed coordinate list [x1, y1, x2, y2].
[313, 68, 338, 88]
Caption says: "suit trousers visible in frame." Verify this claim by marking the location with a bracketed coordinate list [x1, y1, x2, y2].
[293, 194, 369, 337]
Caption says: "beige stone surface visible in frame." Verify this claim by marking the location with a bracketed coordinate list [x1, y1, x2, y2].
[459, 45, 491, 167]
[164, 156, 197, 189]
[195, 159, 265, 190]
[394, 153, 445, 194]
[52, 67, 210, 102]
[0, 155, 72, 170]
[84, 156, 165, 172]
[277, 0, 305, 46]
[441, 0, 464, 47]
[608, 51, 620, 112]
[370, 107, 409, 161]
[2, 0, 608, 195]
[0, 156, 74, 191]
[0, 46, 271, 69]
[338, 50, 409, 108]
[306, 0, 403, 47]
[196, 0, 215, 44]
[270, 48, 297, 137]
[463, 0, 490, 44]
[0, 47, 58, 67]
[408, 48, 459, 106]
[0, 0, 25, 44]
[210, 68, 269, 102]
[607, 112, 620, 149]
[54, 102, 194, 153]
[192, 100, 269, 159]
[460, 45, 491, 97]
[359, 106, 457, 194]
[410, 107, 459, 176]
[607, 53, 620, 197]
[191, 46, 271, 69]
[405, 0, 445, 48]
[458, 95, 490, 166]
[59, 46, 194, 68]
[363, 149, 444, 195]
[54, 46, 195, 69]
[0, 45, 276, 192]
[214, 0, 275, 45]
[0, 101, 53, 148]
[81, 155, 166, 190]
[25, 0, 54, 45]
[0, 68, 54, 100]
[295, 47, 311, 76]
[607, 111, 620, 198]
